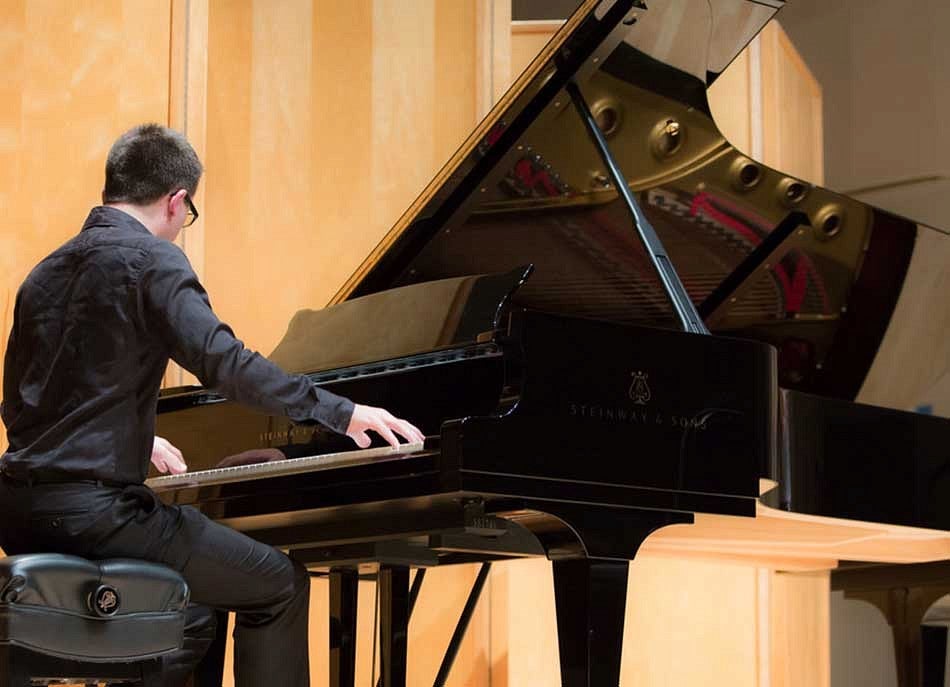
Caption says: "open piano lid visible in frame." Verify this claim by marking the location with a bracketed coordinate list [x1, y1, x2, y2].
[329, 0, 926, 404]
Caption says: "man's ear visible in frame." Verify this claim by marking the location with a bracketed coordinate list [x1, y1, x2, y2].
[168, 189, 187, 218]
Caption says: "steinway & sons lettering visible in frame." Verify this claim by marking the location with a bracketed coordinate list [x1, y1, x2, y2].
[259, 425, 317, 445]
[568, 403, 708, 430]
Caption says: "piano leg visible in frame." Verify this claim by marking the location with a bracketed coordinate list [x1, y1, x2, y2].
[329, 568, 360, 687]
[378, 565, 410, 687]
[552, 558, 629, 687]
[921, 625, 947, 687]
[843, 585, 950, 687]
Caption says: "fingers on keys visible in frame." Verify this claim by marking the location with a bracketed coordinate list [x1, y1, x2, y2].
[346, 404, 425, 449]
[350, 430, 372, 449]
[155, 437, 188, 474]
[371, 411, 421, 448]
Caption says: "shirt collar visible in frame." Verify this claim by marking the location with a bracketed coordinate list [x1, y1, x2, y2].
[81, 206, 153, 236]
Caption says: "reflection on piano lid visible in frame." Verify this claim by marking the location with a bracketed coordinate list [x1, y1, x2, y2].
[268, 267, 531, 375]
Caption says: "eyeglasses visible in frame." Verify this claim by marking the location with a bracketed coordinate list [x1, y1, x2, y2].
[183, 194, 199, 228]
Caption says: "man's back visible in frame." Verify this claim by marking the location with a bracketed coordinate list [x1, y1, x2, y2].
[2, 207, 171, 483]
[0, 123, 425, 687]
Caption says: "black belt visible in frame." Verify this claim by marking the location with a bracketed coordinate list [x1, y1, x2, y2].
[0, 464, 131, 489]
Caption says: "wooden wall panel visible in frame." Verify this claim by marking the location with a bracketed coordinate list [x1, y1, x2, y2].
[171, 0, 209, 283]
[371, 2, 436, 250]
[708, 47, 754, 156]
[621, 558, 761, 686]
[205, 0, 318, 357]
[205, 0, 253, 357]
[770, 571, 830, 687]
[435, 2, 478, 171]
[165, 0, 208, 388]
[204, 4, 487, 684]
[0, 0, 172, 450]
[310, 0, 374, 314]
[510, 21, 562, 85]
[488, 559, 560, 687]
[760, 22, 824, 186]
[204, 0, 482, 357]
[475, 0, 511, 119]
[488, 556, 830, 687]
[702, 23, 826, 188]
[409, 564, 491, 686]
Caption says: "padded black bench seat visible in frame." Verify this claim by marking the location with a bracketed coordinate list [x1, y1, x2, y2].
[0, 554, 188, 686]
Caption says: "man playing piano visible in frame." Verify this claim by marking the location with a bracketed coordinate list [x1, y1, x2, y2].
[0, 123, 424, 686]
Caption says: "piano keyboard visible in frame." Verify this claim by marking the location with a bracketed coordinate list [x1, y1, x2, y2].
[145, 441, 426, 492]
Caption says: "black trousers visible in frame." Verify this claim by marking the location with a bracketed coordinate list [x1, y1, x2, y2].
[0, 477, 311, 687]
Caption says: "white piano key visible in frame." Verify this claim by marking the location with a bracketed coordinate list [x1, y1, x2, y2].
[145, 441, 426, 492]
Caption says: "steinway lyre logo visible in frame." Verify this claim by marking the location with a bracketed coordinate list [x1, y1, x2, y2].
[628, 371, 651, 405]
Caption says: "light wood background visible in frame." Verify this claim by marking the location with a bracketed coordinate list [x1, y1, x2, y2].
[0, 3, 833, 686]
[704, 21, 824, 186]
[0, 0, 173, 445]
[200, 0, 490, 361]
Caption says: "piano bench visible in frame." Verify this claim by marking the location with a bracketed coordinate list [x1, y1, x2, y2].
[0, 554, 189, 687]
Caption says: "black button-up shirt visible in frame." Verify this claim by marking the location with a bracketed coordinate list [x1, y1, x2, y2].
[1, 206, 354, 484]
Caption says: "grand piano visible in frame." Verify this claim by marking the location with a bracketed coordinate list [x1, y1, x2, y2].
[149, 1, 950, 685]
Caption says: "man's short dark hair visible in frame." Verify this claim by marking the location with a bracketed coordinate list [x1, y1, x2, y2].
[102, 124, 203, 205]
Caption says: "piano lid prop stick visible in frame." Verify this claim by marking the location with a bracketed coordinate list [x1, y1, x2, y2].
[565, 79, 709, 335]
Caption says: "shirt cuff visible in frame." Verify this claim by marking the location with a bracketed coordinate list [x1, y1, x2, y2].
[309, 387, 355, 435]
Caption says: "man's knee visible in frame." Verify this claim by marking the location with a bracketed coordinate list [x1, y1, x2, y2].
[288, 556, 310, 603]
[236, 554, 309, 629]
[263, 553, 310, 611]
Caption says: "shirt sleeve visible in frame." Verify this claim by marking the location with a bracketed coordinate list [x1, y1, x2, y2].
[139, 240, 354, 434]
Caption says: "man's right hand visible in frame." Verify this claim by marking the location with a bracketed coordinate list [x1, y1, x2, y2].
[345, 404, 425, 449]
[151, 436, 188, 474]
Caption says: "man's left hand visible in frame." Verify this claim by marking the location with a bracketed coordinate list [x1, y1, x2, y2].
[151, 436, 188, 474]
